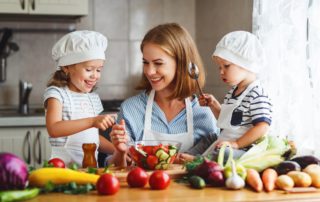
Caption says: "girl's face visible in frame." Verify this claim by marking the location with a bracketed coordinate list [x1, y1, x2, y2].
[142, 43, 176, 93]
[64, 59, 104, 93]
[213, 56, 248, 86]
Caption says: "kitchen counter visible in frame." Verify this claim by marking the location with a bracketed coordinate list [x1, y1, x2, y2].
[0, 116, 45, 127]
[27, 182, 320, 202]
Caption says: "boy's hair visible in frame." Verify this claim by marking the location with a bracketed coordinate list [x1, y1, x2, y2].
[136, 23, 205, 100]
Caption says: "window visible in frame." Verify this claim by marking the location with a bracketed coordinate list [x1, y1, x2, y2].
[253, 0, 320, 156]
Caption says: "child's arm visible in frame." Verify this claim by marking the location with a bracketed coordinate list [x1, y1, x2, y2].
[199, 94, 221, 119]
[216, 122, 270, 149]
[46, 98, 115, 137]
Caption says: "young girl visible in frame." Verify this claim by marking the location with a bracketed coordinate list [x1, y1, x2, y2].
[200, 31, 273, 158]
[44, 30, 115, 166]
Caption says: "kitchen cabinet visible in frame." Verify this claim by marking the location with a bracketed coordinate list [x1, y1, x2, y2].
[0, 0, 88, 16]
[0, 127, 51, 168]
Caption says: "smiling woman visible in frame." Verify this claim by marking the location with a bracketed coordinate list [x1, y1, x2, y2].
[105, 23, 219, 167]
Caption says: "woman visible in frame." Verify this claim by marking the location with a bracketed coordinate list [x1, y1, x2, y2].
[108, 23, 219, 166]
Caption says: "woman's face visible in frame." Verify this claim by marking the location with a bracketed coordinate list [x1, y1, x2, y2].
[142, 43, 177, 92]
[64, 59, 104, 93]
[213, 56, 248, 86]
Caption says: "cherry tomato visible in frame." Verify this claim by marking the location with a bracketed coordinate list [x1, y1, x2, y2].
[127, 167, 148, 188]
[96, 173, 120, 195]
[149, 170, 171, 190]
[48, 158, 65, 168]
[142, 146, 154, 155]
[146, 155, 158, 170]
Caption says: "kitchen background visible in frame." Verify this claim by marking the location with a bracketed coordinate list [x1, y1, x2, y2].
[0, 0, 253, 109]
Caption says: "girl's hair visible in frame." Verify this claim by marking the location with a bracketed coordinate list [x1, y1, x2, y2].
[47, 70, 69, 87]
[136, 23, 205, 100]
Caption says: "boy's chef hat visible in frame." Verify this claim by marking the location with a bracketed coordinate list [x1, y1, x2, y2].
[213, 31, 265, 74]
[52, 30, 108, 70]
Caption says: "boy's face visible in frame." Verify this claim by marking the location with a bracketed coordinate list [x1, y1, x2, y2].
[64, 59, 104, 93]
[213, 56, 249, 86]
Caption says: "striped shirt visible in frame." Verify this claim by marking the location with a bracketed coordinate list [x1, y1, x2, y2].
[224, 82, 272, 127]
[43, 86, 104, 146]
[116, 91, 219, 154]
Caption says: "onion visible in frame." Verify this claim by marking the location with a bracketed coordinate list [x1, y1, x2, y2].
[0, 152, 28, 190]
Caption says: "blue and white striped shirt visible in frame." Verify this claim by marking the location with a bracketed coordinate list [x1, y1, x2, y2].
[116, 91, 219, 154]
[224, 82, 272, 127]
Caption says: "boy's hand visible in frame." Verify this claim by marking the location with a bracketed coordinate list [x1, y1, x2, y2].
[110, 119, 128, 153]
[92, 114, 115, 130]
[215, 140, 239, 149]
[174, 153, 195, 164]
[199, 93, 219, 108]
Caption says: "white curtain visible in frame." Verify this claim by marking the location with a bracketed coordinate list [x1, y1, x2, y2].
[252, 0, 320, 156]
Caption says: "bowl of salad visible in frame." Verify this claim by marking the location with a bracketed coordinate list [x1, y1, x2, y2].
[128, 140, 181, 170]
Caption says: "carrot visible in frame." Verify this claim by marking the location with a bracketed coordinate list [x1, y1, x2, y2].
[246, 168, 263, 192]
[262, 168, 278, 192]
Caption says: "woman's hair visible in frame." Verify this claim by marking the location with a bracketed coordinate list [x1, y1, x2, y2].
[47, 69, 69, 87]
[136, 23, 205, 100]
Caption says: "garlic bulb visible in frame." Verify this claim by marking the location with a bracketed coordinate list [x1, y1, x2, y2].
[225, 160, 245, 190]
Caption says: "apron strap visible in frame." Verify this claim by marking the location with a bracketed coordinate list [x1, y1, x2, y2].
[143, 90, 194, 138]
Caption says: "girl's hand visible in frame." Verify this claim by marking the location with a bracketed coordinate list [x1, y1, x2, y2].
[93, 114, 115, 130]
[110, 119, 128, 153]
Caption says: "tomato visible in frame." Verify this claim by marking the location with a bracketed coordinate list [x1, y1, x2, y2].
[96, 173, 120, 195]
[48, 158, 65, 168]
[146, 155, 158, 170]
[127, 167, 148, 188]
[149, 170, 171, 190]
[142, 146, 154, 155]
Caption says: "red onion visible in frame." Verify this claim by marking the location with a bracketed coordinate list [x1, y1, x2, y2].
[0, 152, 28, 190]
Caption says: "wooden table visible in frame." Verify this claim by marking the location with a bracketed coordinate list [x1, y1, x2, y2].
[26, 182, 320, 202]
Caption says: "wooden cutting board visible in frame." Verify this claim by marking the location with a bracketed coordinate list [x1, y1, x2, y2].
[85, 164, 187, 182]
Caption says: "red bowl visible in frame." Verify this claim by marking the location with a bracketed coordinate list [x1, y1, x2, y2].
[128, 140, 181, 170]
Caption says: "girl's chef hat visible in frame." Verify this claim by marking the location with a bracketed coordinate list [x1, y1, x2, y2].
[52, 30, 108, 70]
[213, 31, 265, 74]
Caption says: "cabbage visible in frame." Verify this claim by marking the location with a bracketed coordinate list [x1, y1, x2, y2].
[0, 153, 28, 190]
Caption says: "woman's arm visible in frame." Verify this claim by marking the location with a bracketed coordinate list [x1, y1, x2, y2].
[46, 98, 115, 137]
[98, 135, 115, 154]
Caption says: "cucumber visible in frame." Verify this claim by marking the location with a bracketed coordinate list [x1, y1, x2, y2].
[155, 149, 169, 160]
[168, 149, 177, 156]
[189, 176, 206, 189]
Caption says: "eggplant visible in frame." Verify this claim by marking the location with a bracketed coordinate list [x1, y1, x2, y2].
[275, 160, 301, 175]
[290, 155, 320, 169]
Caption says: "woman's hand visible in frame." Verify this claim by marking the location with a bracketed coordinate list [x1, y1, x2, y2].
[92, 114, 115, 130]
[110, 119, 128, 153]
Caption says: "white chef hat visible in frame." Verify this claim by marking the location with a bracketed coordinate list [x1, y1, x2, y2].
[52, 30, 108, 70]
[213, 31, 265, 74]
